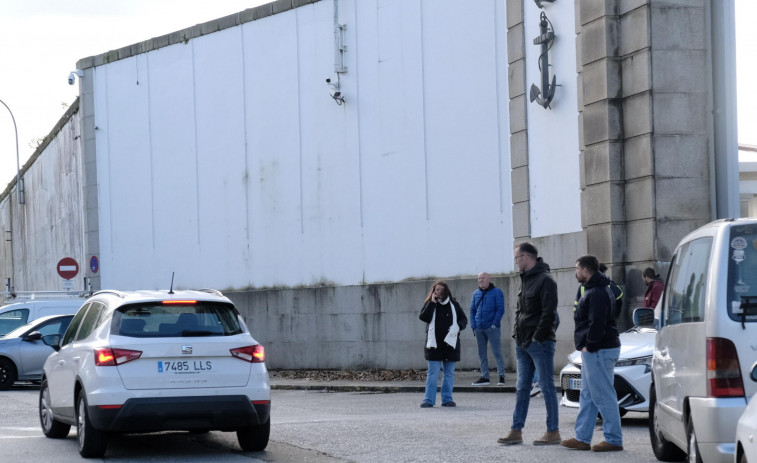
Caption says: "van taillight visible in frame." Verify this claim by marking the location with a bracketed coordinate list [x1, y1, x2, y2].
[706, 337, 744, 397]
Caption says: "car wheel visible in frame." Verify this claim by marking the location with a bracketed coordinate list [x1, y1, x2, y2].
[0, 358, 17, 390]
[237, 419, 270, 451]
[39, 379, 71, 438]
[648, 385, 686, 461]
[76, 392, 107, 458]
[686, 418, 703, 463]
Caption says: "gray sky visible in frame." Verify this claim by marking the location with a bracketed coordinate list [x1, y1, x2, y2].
[1, 1, 755, 187]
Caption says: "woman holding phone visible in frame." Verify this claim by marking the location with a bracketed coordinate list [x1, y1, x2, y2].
[419, 280, 468, 408]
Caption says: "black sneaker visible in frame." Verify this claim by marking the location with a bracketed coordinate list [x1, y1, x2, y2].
[441, 401, 456, 407]
[498, 376, 506, 386]
[472, 377, 490, 386]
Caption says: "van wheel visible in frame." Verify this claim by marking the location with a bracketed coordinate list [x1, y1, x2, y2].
[0, 358, 17, 390]
[237, 419, 270, 451]
[648, 385, 686, 461]
[39, 379, 70, 438]
[686, 418, 703, 463]
[76, 392, 107, 458]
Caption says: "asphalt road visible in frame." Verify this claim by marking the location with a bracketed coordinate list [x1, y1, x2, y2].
[1, 383, 660, 462]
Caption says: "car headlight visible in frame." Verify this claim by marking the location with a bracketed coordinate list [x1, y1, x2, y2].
[568, 351, 581, 367]
[615, 355, 652, 373]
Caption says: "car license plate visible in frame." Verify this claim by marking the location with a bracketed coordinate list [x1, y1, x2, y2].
[569, 377, 582, 390]
[157, 360, 213, 374]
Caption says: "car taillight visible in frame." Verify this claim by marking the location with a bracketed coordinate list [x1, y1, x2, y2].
[706, 337, 744, 397]
[94, 348, 143, 366]
[231, 345, 265, 363]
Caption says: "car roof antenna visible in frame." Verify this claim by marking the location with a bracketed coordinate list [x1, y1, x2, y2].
[169, 272, 175, 294]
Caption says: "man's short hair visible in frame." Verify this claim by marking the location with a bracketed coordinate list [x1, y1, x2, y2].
[516, 242, 538, 259]
[576, 255, 599, 273]
[643, 267, 657, 279]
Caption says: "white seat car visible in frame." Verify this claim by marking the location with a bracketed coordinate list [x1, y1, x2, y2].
[635, 218, 757, 463]
[559, 323, 655, 416]
[38, 289, 270, 458]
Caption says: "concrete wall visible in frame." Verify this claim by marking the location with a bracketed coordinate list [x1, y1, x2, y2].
[0, 102, 86, 297]
[84, 0, 515, 293]
[0, 0, 737, 371]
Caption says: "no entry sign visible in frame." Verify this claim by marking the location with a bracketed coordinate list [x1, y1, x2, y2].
[57, 257, 79, 280]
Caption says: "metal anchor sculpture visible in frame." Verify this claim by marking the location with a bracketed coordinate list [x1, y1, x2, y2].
[530, 11, 557, 109]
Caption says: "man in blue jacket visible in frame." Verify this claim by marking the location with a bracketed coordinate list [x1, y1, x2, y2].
[470, 272, 506, 386]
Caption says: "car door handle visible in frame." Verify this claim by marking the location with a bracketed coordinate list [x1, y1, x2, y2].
[57, 360, 65, 365]
[73, 357, 81, 363]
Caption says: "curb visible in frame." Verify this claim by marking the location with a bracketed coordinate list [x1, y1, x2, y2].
[271, 384, 562, 394]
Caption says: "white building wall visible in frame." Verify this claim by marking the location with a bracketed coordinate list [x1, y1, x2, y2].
[523, 2, 581, 237]
[93, 0, 513, 291]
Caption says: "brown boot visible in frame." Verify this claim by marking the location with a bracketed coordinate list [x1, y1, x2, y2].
[591, 441, 623, 452]
[497, 429, 523, 445]
[533, 430, 561, 445]
[561, 437, 591, 450]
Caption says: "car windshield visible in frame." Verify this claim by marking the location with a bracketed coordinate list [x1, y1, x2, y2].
[112, 301, 244, 337]
[728, 224, 757, 323]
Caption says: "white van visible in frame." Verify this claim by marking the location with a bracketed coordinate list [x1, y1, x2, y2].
[0, 294, 87, 337]
[635, 218, 757, 463]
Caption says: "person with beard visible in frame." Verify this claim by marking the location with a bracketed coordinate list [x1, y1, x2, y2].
[419, 280, 468, 408]
[561, 255, 623, 452]
[498, 242, 561, 446]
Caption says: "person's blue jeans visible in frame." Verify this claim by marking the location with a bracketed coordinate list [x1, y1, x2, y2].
[511, 340, 559, 431]
[423, 360, 456, 405]
[475, 326, 505, 379]
[574, 347, 622, 446]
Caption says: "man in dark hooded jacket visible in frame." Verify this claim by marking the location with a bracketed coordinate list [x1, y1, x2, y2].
[498, 242, 560, 447]
[561, 255, 623, 453]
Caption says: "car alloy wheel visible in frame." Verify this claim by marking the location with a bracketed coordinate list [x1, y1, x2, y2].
[76, 392, 107, 458]
[0, 358, 17, 390]
[39, 379, 70, 438]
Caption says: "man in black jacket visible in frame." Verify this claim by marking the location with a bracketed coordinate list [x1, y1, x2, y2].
[498, 242, 560, 446]
[561, 255, 623, 453]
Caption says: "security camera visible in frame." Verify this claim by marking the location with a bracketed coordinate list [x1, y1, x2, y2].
[330, 88, 341, 99]
[68, 70, 83, 86]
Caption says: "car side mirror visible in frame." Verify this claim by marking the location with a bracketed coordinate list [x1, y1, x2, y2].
[41, 334, 62, 351]
[751, 362, 757, 382]
[23, 331, 43, 342]
[633, 307, 656, 327]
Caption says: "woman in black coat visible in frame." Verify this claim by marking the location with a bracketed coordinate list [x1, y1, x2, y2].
[419, 280, 468, 408]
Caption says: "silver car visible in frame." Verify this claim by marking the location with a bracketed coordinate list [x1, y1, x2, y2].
[637, 218, 757, 463]
[0, 314, 74, 389]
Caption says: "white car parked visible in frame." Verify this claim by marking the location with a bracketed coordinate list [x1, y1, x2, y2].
[736, 363, 757, 463]
[636, 218, 757, 463]
[559, 324, 655, 416]
[38, 289, 270, 458]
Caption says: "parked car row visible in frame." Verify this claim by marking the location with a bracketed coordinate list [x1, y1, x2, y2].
[560, 218, 757, 463]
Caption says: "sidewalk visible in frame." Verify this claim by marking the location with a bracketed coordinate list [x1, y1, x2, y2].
[270, 370, 562, 394]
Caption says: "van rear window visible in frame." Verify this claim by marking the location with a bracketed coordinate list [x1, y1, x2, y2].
[112, 302, 243, 337]
[728, 225, 757, 323]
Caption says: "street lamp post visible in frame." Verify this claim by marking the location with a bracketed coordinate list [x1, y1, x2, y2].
[0, 98, 25, 205]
